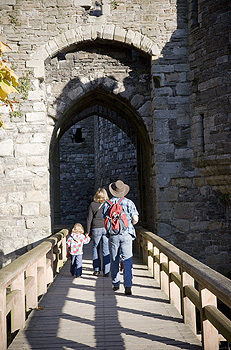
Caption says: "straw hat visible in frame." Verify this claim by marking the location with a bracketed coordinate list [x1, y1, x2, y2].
[109, 180, 130, 198]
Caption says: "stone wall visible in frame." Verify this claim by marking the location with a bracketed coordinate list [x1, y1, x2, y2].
[59, 118, 95, 226]
[59, 116, 138, 228]
[95, 117, 138, 205]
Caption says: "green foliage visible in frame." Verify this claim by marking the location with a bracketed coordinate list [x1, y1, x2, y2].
[110, 0, 119, 9]
[0, 41, 19, 128]
[10, 110, 23, 118]
[9, 71, 33, 119]
[17, 72, 32, 100]
[9, 14, 21, 26]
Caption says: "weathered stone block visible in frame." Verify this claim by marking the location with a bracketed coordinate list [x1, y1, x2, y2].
[102, 25, 115, 40]
[26, 217, 50, 229]
[0, 204, 20, 215]
[55, 33, 69, 51]
[173, 203, 195, 220]
[25, 190, 48, 202]
[26, 59, 44, 68]
[114, 27, 126, 43]
[26, 112, 46, 123]
[33, 102, 46, 112]
[15, 143, 47, 156]
[22, 203, 39, 216]
[64, 29, 76, 45]
[39, 202, 50, 216]
[47, 39, 59, 55]
[125, 29, 135, 45]
[7, 167, 34, 179]
[132, 31, 142, 50]
[28, 90, 45, 101]
[0, 139, 13, 157]
[82, 25, 92, 41]
[74, 0, 92, 6]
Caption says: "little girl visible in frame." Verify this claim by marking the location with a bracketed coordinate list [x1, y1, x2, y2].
[66, 223, 90, 277]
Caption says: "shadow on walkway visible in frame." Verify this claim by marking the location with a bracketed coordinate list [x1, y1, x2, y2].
[8, 242, 202, 350]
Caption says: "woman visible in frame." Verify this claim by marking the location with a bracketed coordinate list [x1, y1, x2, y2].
[86, 188, 110, 276]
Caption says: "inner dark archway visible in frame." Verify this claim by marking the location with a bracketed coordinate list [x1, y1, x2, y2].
[59, 115, 139, 227]
[50, 91, 151, 231]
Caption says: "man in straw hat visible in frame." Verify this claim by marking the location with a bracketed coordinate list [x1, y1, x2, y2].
[102, 180, 139, 295]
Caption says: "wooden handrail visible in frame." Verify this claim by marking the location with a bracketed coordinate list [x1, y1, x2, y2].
[135, 225, 231, 350]
[0, 229, 69, 350]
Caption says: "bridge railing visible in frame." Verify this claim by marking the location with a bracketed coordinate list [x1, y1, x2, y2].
[0, 229, 69, 350]
[135, 225, 231, 350]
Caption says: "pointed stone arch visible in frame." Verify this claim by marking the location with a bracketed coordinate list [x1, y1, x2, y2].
[50, 87, 151, 228]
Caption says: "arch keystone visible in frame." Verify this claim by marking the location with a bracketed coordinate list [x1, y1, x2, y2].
[92, 24, 104, 39]
[81, 25, 92, 41]
[102, 24, 115, 40]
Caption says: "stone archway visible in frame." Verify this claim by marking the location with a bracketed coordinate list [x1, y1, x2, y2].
[28, 24, 159, 77]
[26, 24, 157, 231]
[50, 88, 151, 229]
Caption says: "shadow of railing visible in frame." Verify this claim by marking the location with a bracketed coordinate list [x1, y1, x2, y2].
[134, 225, 231, 350]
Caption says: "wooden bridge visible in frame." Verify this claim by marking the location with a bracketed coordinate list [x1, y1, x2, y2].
[1, 227, 231, 349]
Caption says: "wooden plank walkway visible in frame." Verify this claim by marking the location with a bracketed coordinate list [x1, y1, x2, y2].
[8, 242, 202, 350]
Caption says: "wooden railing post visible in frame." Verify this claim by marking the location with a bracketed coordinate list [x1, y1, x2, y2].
[0, 288, 6, 350]
[25, 262, 38, 311]
[142, 236, 148, 264]
[169, 261, 181, 314]
[153, 246, 160, 284]
[11, 272, 25, 332]
[160, 252, 169, 298]
[46, 247, 54, 285]
[60, 236, 67, 266]
[147, 241, 153, 276]
[199, 286, 219, 350]
[37, 255, 47, 296]
[181, 272, 196, 334]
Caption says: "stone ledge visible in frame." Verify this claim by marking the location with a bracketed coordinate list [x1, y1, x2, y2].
[194, 155, 231, 198]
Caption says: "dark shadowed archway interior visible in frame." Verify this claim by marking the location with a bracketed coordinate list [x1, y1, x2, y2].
[59, 115, 139, 227]
[48, 42, 152, 231]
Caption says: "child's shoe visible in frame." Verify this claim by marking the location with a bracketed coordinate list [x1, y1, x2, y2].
[93, 271, 100, 276]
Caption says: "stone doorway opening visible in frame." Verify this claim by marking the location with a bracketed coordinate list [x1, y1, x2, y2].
[50, 91, 151, 231]
[58, 115, 139, 227]
[47, 42, 153, 232]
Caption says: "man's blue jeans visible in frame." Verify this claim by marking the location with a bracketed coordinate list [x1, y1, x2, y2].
[92, 227, 110, 275]
[109, 233, 133, 288]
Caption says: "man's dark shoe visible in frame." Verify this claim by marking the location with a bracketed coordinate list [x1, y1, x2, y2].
[112, 285, 119, 291]
[93, 271, 100, 276]
[103, 273, 109, 277]
[125, 287, 132, 295]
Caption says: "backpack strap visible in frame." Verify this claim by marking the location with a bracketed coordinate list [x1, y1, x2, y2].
[117, 197, 124, 204]
[107, 200, 113, 206]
